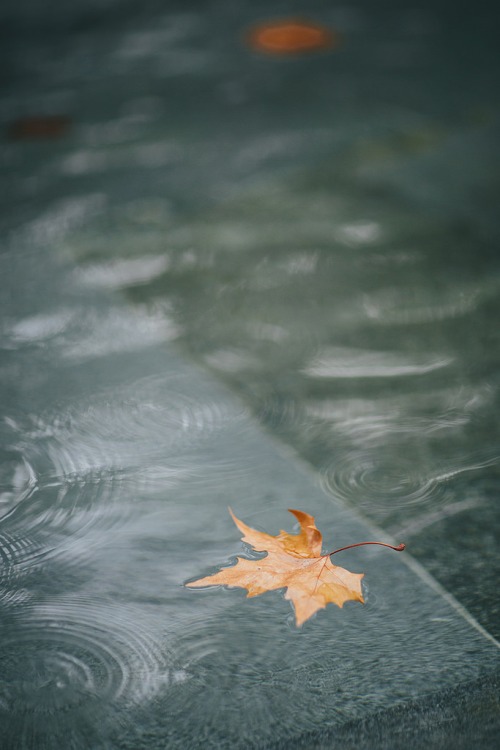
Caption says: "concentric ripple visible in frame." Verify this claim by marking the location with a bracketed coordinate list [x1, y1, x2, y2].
[0, 450, 44, 595]
[1, 377, 246, 566]
[0, 448, 37, 522]
[321, 450, 443, 513]
[20, 373, 244, 466]
[319, 449, 499, 521]
[0, 460, 132, 572]
[0, 600, 171, 716]
[0, 529, 43, 605]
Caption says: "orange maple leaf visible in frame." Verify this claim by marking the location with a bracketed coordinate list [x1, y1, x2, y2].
[186, 509, 404, 626]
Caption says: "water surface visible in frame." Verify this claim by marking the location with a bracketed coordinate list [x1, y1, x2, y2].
[1, 0, 500, 747]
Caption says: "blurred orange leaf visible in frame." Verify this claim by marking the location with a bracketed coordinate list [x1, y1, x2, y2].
[245, 19, 338, 55]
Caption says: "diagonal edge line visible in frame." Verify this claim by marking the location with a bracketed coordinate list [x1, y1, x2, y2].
[397, 550, 500, 649]
[323, 491, 500, 650]
[322, 489, 500, 650]
[265, 435, 500, 650]
[175, 347, 500, 651]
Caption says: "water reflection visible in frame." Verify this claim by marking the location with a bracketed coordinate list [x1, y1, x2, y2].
[302, 346, 453, 378]
[363, 283, 484, 324]
[76, 255, 170, 289]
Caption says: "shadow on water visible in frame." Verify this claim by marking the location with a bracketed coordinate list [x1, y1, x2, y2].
[1, 0, 500, 747]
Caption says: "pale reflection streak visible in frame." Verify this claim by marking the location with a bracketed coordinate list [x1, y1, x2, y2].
[362, 284, 483, 324]
[303, 346, 453, 379]
[335, 220, 382, 246]
[76, 255, 170, 289]
[247, 321, 290, 343]
[204, 348, 263, 373]
[4, 305, 180, 356]
[9, 310, 75, 343]
[62, 306, 181, 360]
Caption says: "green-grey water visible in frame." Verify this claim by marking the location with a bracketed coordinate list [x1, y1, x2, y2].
[1, 0, 500, 747]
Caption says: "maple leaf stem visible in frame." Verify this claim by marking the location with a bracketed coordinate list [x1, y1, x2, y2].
[329, 541, 406, 556]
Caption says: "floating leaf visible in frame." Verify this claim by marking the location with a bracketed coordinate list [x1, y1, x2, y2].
[187, 509, 404, 626]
